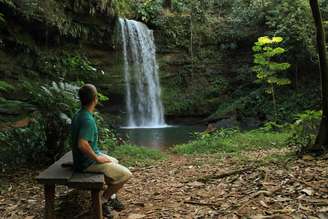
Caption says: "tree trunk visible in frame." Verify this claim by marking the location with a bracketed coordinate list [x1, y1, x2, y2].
[190, 13, 194, 81]
[309, 0, 328, 153]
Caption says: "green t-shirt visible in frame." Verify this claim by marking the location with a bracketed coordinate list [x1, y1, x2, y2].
[70, 107, 101, 171]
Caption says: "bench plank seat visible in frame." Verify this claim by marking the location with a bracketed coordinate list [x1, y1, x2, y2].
[68, 173, 105, 189]
[36, 151, 105, 219]
[36, 152, 73, 185]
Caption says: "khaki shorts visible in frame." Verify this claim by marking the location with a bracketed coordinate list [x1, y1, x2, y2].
[85, 154, 132, 184]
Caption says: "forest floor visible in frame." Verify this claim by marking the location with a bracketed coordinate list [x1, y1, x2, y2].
[1, 147, 328, 219]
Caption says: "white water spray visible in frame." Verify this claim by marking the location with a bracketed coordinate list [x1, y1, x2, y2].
[119, 18, 166, 128]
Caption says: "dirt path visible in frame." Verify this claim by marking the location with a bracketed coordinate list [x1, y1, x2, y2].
[1, 148, 328, 219]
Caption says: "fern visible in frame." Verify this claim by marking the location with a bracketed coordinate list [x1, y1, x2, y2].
[0, 80, 14, 92]
[0, 12, 5, 23]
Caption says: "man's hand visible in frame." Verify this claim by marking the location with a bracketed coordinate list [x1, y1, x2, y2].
[97, 155, 112, 164]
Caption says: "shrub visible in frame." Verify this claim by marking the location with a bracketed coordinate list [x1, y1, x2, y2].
[94, 111, 125, 151]
[0, 80, 14, 92]
[0, 113, 47, 165]
[286, 110, 321, 152]
[134, 0, 163, 24]
[25, 81, 80, 161]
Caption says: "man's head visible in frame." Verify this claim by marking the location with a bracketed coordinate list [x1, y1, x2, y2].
[78, 84, 98, 107]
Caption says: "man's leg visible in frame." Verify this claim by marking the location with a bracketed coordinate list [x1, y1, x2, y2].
[85, 159, 132, 202]
[103, 178, 128, 200]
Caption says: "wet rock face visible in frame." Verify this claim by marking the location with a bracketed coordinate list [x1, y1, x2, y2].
[0, 0, 118, 91]
[0, 0, 116, 47]
[0, 0, 126, 122]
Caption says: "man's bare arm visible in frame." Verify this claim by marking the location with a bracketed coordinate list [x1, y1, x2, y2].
[78, 139, 111, 164]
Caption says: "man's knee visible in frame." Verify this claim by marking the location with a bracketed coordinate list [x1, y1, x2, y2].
[120, 168, 132, 183]
[125, 169, 133, 181]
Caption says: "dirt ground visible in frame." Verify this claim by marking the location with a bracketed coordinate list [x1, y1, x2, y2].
[1, 148, 328, 219]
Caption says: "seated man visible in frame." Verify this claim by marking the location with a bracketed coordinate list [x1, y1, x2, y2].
[71, 84, 132, 217]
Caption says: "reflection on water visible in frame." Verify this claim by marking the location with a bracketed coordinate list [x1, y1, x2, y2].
[118, 125, 205, 150]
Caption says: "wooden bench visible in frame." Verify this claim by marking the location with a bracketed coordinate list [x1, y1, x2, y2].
[36, 151, 105, 219]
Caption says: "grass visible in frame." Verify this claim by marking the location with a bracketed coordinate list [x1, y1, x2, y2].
[103, 128, 292, 167]
[108, 144, 167, 167]
[172, 129, 291, 155]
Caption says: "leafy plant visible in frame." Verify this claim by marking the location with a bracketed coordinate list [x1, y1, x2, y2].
[0, 113, 47, 165]
[265, 0, 315, 62]
[286, 110, 322, 152]
[134, 0, 163, 23]
[0, 80, 14, 92]
[24, 81, 80, 161]
[112, 0, 134, 17]
[252, 36, 291, 121]
[0, 12, 5, 24]
[39, 54, 101, 81]
[93, 111, 124, 151]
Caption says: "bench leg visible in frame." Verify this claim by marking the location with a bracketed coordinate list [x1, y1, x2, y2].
[44, 185, 55, 219]
[91, 190, 103, 219]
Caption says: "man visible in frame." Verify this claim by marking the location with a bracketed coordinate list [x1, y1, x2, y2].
[71, 84, 132, 218]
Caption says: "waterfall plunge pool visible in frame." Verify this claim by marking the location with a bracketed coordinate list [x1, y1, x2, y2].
[118, 125, 206, 150]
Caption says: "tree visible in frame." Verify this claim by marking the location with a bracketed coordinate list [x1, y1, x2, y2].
[309, 0, 328, 153]
[252, 36, 291, 121]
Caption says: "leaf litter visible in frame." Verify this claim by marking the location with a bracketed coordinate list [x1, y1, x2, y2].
[0, 148, 328, 219]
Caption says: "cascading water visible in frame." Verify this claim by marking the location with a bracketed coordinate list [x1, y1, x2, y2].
[119, 18, 166, 128]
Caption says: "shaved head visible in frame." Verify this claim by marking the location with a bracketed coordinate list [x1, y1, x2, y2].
[78, 84, 97, 106]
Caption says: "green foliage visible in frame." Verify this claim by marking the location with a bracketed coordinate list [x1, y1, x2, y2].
[260, 121, 285, 132]
[230, 0, 266, 26]
[1, 0, 112, 41]
[252, 36, 291, 120]
[72, 0, 112, 15]
[97, 92, 109, 102]
[265, 0, 315, 61]
[93, 111, 124, 151]
[112, 0, 134, 17]
[26, 81, 80, 117]
[108, 144, 166, 167]
[39, 53, 102, 81]
[252, 36, 291, 88]
[161, 76, 225, 116]
[0, 113, 47, 165]
[135, 0, 162, 23]
[0, 12, 5, 23]
[112, 0, 163, 23]
[286, 110, 322, 151]
[24, 81, 80, 160]
[0, 80, 14, 92]
[173, 128, 290, 155]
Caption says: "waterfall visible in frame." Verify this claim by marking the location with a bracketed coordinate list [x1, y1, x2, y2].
[119, 18, 166, 128]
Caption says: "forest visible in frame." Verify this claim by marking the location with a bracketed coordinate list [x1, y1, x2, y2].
[1, 0, 328, 218]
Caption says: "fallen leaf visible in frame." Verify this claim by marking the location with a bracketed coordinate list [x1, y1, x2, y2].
[301, 188, 314, 196]
[320, 207, 328, 212]
[259, 200, 269, 208]
[302, 155, 315, 161]
[7, 204, 18, 211]
[187, 181, 204, 187]
[127, 213, 146, 219]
